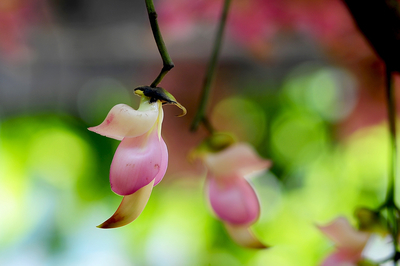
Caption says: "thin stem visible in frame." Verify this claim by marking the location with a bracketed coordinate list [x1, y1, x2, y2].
[202, 117, 216, 135]
[190, 0, 231, 132]
[341, 0, 400, 72]
[145, 0, 174, 87]
[384, 67, 399, 256]
[385, 67, 397, 207]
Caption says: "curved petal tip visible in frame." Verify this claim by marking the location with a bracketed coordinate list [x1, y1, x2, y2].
[224, 223, 269, 249]
[97, 179, 155, 229]
[172, 101, 187, 117]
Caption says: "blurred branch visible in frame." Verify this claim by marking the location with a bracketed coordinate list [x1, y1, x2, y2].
[145, 0, 174, 87]
[384, 67, 400, 258]
[342, 0, 400, 72]
[344, 0, 400, 257]
[384, 68, 397, 208]
[191, 0, 231, 132]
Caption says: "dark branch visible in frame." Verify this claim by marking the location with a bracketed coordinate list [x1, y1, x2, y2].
[145, 0, 174, 87]
[190, 0, 231, 131]
[342, 0, 400, 72]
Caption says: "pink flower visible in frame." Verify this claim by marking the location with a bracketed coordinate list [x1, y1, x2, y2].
[202, 142, 271, 248]
[318, 217, 370, 266]
[89, 95, 168, 228]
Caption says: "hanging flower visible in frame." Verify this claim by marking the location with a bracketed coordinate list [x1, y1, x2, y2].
[194, 133, 271, 248]
[318, 217, 371, 266]
[319, 211, 396, 265]
[89, 86, 185, 228]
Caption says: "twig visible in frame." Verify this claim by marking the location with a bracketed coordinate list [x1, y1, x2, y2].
[342, 0, 400, 72]
[144, 0, 174, 87]
[190, 0, 231, 131]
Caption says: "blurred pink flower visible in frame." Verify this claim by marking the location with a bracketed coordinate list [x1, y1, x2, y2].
[0, 0, 44, 62]
[318, 217, 370, 266]
[89, 96, 168, 228]
[158, 0, 356, 58]
[203, 142, 271, 248]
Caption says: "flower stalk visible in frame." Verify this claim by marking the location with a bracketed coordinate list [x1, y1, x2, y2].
[145, 0, 174, 87]
[384, 67, 397, 208]
[191, 0, 232, 132]
[383, 66, 400, 259]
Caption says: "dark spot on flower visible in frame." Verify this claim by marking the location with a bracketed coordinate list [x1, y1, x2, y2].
[154, 164, 160, 170]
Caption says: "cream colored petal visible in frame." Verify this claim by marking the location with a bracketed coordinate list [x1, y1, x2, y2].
[97, 179, 155, 228]
[224, 223, 269, 249]
[204, 143, 271, 177]
[156, 104, 164, 140]
[88, 101, 159, 140]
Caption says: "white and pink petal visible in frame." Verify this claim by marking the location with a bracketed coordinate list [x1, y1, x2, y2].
[88, 101, 159, 140]
[153, 137, 168, 186]
[204, 143, 271, 177]
[110, 126, 165, 196]
[320, 250, 359, 266]
[317, 217, 369, 250]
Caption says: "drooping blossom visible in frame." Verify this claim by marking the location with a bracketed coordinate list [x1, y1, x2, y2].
[196, 135, 271, 248]
[318, 217, 370, 265]
[89, 86, 185, 228]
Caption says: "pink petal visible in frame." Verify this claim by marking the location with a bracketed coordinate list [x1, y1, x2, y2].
[208, 174, 260, 225]
[153, 137, 168, 186]
[88, 102, 159, 140]
[224, 223, 269, 249]
[317, 217, 369, 250]
[110, 127, 164, 195]
[98, 179, 155, 228]
[204, 143, 271, 177]
[321, 250, 359, 266]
